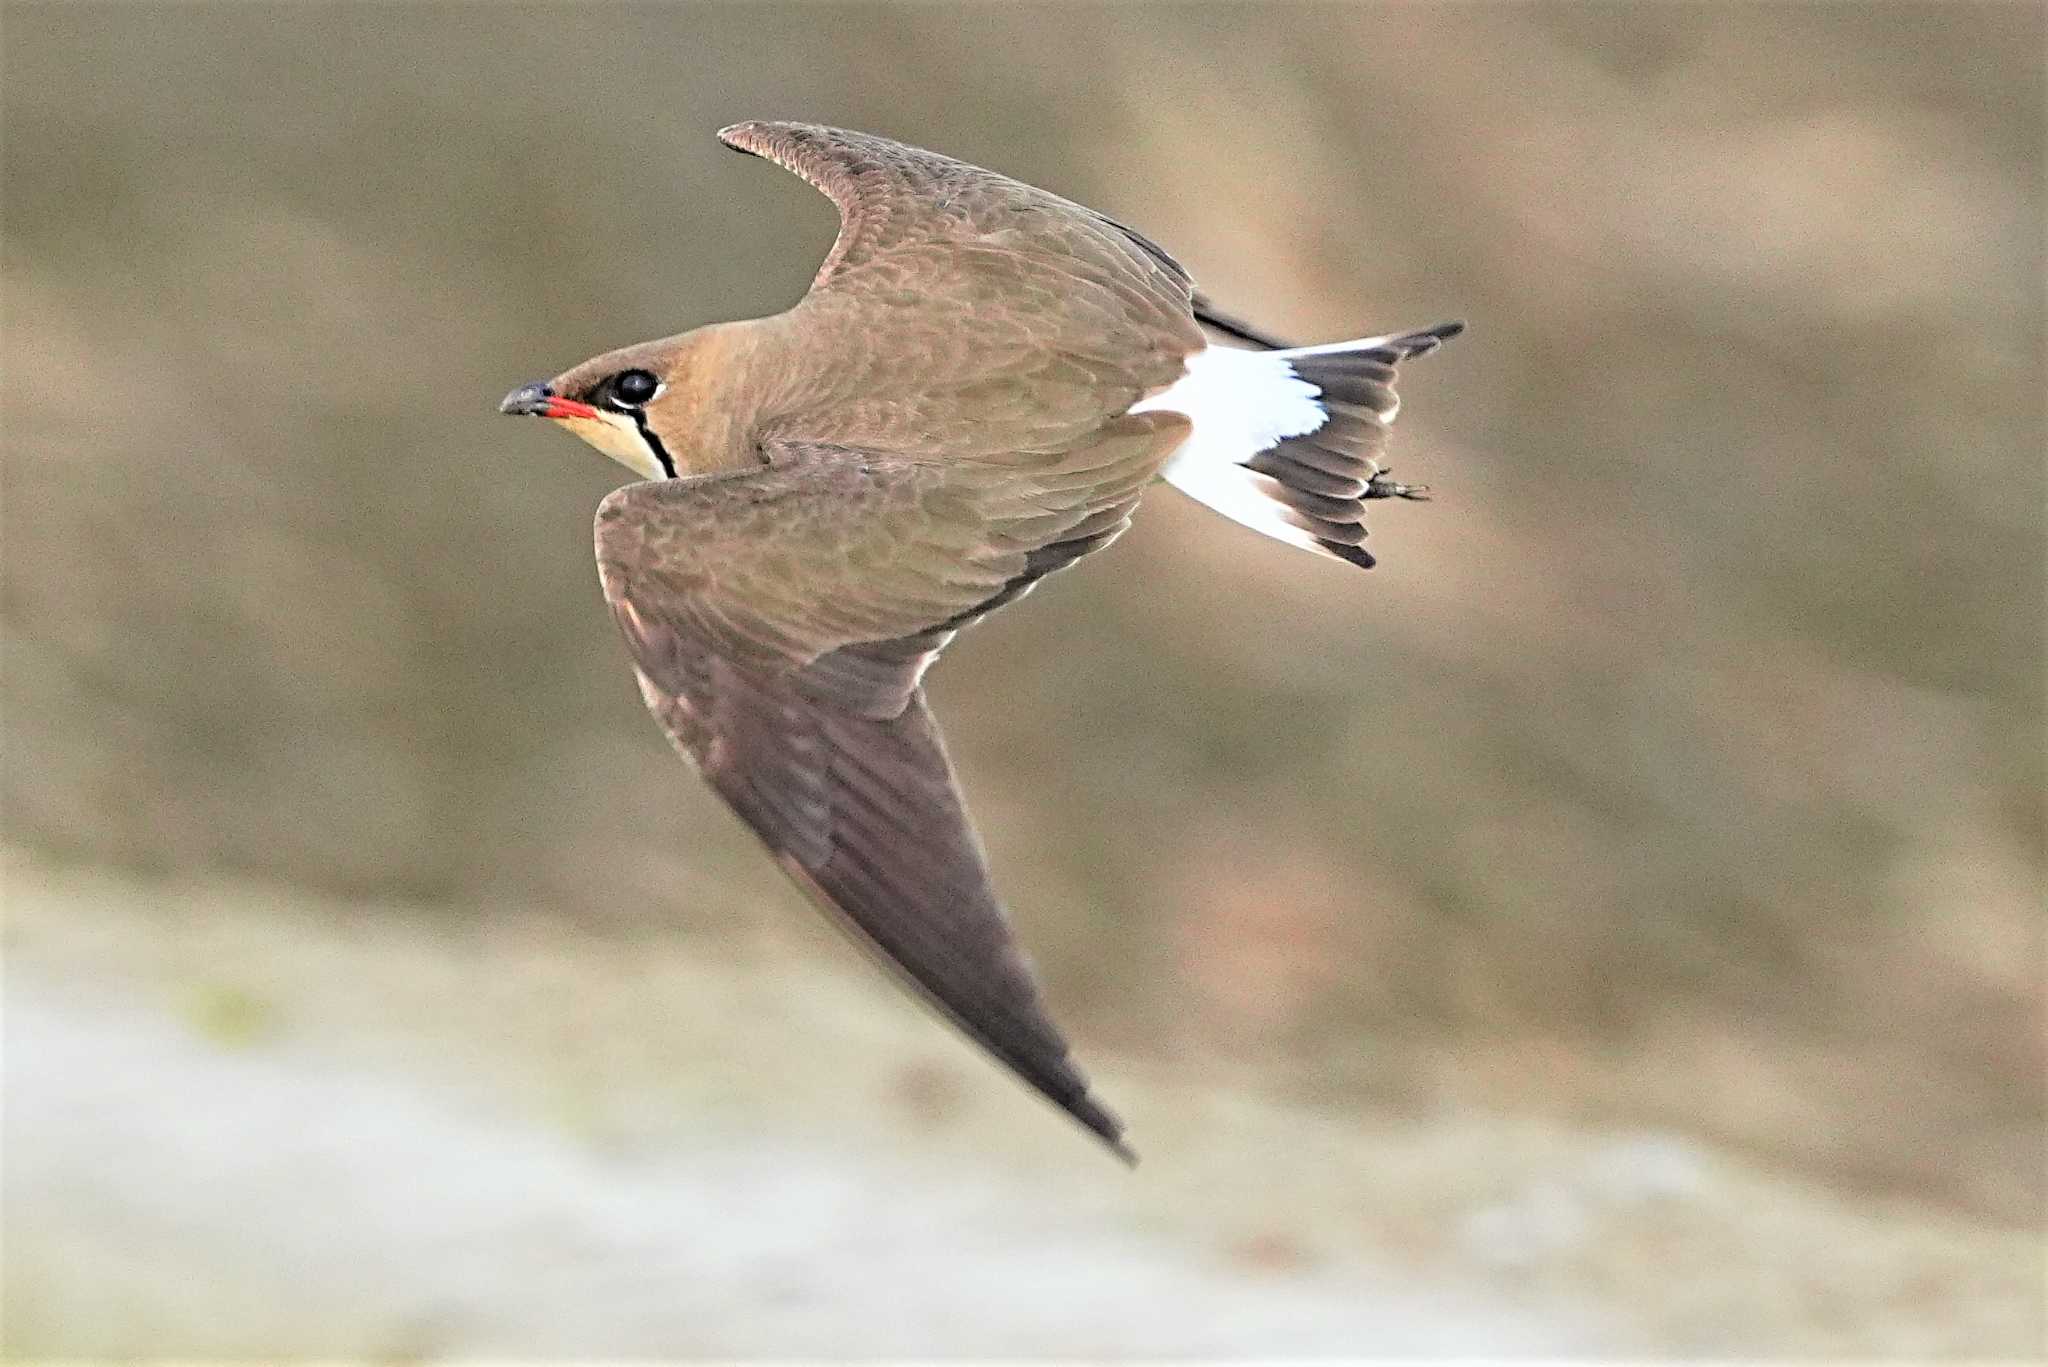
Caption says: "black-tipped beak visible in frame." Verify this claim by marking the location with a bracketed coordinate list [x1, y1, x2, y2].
[500, 381, 603, 422]
[499, 382, 553, 417]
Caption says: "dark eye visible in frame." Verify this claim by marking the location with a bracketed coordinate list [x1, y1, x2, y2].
[610, 369, 659, 407]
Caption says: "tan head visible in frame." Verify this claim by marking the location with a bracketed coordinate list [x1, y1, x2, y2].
[499, 334, 704, 480]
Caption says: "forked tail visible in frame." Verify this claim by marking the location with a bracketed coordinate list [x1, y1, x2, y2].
[1148, 320, 1462, 569]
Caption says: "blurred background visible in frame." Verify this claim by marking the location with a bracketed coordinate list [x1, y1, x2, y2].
[5, 1, 2042, 1356]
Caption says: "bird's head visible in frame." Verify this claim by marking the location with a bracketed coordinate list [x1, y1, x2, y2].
[499, 336, 692, 480]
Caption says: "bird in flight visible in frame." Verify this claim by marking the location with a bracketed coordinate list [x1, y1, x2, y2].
[500, 122, 1460, 1162]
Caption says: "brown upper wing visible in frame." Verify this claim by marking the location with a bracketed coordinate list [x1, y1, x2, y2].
[719, 121, 1195, 307]
[595, 421, 1185, 1158]
[716, 123, 1202, 455]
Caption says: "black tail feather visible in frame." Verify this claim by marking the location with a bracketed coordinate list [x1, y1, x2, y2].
[1249, 322, 1463, 572]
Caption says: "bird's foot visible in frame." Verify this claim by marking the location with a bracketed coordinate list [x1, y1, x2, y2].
[1364, 467, 1430, 501]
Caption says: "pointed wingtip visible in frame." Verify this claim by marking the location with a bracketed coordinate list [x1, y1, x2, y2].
[1064, 1090, 1138, 1167]
[1086, 1115, 1139, 1166]
[716, 120, 771, 155]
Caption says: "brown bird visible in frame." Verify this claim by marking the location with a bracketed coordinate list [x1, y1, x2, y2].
[499, 122, 1460, 1162]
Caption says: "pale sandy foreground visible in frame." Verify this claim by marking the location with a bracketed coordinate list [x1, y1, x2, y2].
[4, 853, 2036, 1357]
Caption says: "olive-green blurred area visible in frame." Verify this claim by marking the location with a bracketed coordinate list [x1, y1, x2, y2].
[5, 0, 2041, 1252]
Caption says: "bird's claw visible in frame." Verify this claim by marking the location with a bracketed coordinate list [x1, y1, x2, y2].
[1365, 467, 1431, 501]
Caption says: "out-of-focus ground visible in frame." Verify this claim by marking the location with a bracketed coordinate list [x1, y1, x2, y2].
[8, 851, 2038, 1357]
[3, 2, 2043, 1356]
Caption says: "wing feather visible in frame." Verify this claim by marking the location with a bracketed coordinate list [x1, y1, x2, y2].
[594, 423, 1185, 1158]
[717, 121, 1199, 331]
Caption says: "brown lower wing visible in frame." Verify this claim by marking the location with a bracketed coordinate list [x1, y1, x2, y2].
[631, 650, 1133, 1160]
[592, 431, 1188, 1159]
